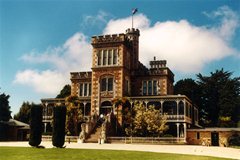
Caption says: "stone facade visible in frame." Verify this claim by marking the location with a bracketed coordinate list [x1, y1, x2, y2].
[187, 128, 240, 147]
[41, 28, 199, 140]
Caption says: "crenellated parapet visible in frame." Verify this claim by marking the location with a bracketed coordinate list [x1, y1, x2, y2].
[91, 34, 126, 46]
[70, 71, 92, 80]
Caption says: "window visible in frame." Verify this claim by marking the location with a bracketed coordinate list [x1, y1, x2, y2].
[89, 83, 91, 96]
[84, 83, 88, 96]
[148, 81, 152, 95]
[79, 83, 91, 97]
[79, 84, 83, 96]
[142, 80, 158, 96]
[126, 80, 129, 93]
[101, 77, 113, 91]
[103, 50, 107, 65]
[101, 78, 107, 91]
[153, 80, 157, 95]
[97, 49, 118, 66]
[108, 50, 112, 65]
[98, 51, 102, 65]
[108, 78, 113, 91]
[113, 49, 117, 65]
[197, 132, 200, 139]
[143, 81, 147, 95]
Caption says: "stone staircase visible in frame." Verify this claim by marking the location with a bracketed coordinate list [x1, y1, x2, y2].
[85, 120, 103, 143]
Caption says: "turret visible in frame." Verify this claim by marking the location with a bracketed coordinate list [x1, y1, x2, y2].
[126, 28, 140, 70]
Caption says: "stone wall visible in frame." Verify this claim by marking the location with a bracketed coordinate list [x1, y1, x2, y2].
[187, 130, 240, 147]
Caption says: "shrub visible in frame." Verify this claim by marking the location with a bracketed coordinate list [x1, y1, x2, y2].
[29, 105, 43, 147]
[52, 106, 66, 148]
[228, 133, 240, 146]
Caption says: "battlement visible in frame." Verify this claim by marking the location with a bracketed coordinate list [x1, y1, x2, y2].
[70, 71, 92, 80]
[126, 28, 140, 36]
[92, 33, 126, 44]
[150, 57, 167, 69]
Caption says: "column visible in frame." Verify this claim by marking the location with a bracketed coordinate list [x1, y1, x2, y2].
[160, 100, 164, 114]
[44, 123, 47, 133]
[184, 123, 187, 142]
[176, 123, 180, 138]
[83, 102, 87, 117]
[176, 100, 179, 117]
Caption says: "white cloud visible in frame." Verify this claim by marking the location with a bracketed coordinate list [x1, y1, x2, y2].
[14, 70, 67, 95]
[103, 7, 239, 73]
[14, 6, 239, 95]
[15, 32, 92, 95]
[203, 5, 239, 41]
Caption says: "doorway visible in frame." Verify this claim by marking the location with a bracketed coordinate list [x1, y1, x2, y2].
[211, 132, 219, 146]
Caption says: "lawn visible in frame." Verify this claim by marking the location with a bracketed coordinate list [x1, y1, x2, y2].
[0, 147, 231, 160]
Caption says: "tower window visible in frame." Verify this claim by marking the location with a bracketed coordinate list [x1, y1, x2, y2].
[98, 51, 102, 65]
[101, 78, 107, 91]
[97, 49, 118, 66]
[108, 50, 112, 65]
[113, 49, 117, 65]
[103, 50, 107, 65]
[108, 78, 113, 91]
[101, 77, 113, 92]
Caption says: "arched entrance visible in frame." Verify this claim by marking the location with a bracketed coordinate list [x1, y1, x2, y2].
[100, 101, 112, 115]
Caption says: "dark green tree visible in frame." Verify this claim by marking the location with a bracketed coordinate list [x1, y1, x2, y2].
[174, 78, 202, 125]
[29, 104, 43, 147]
[174, 78, 201, 106]
[197, 69, 240, 127]
[0, 92, 11, 121]
[14, 102, 34, 124]
[52, 106, 66, 148]
[56, 85, 71, 98]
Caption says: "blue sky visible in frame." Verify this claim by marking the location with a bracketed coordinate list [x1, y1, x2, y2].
[0, 0, 240, 115]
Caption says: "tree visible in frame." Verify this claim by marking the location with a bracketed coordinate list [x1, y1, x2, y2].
[125, 103, 168, 137]
[14, 102, 34, 124]
[197, 69, 240, 127]
[65, 96, 84, 136]
[56, 85, 71, 98]
[174, 78, 201, 106]
[0, 92, 11, 121]
[29, 104, 43, 147]
[52, 106, 66, 148]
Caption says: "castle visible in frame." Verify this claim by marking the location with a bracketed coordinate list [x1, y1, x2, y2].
[41, 28, 199, 142]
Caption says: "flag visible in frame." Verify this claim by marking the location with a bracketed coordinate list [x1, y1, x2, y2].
[132, 8, 138, 15]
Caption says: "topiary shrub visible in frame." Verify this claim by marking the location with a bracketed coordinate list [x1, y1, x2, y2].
[29, 105, 43, 147]
[52, 106, 66, 148]
[228, 133, 240, 146]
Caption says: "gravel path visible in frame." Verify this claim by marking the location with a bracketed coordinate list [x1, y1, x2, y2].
[0, 141, 240, 159]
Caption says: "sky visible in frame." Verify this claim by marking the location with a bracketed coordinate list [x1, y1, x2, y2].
[0, 0, 240, 115]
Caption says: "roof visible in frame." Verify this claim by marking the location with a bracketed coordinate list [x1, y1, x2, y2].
[188, 128, 240, 132]
[0, 119, 30, 129]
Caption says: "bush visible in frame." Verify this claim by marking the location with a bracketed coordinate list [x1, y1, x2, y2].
[29, 105, 43, 147]
[52, 106, 66, 148]
[228, 133, 240, 146]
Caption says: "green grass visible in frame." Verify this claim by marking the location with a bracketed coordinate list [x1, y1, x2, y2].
[0, 147, 231, 160]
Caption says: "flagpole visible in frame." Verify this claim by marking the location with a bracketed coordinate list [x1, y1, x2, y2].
[132, 13, 133, 28]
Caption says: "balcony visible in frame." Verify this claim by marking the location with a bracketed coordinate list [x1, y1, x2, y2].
[43, 115, 52, 122]
[166, 115, 192, 123]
